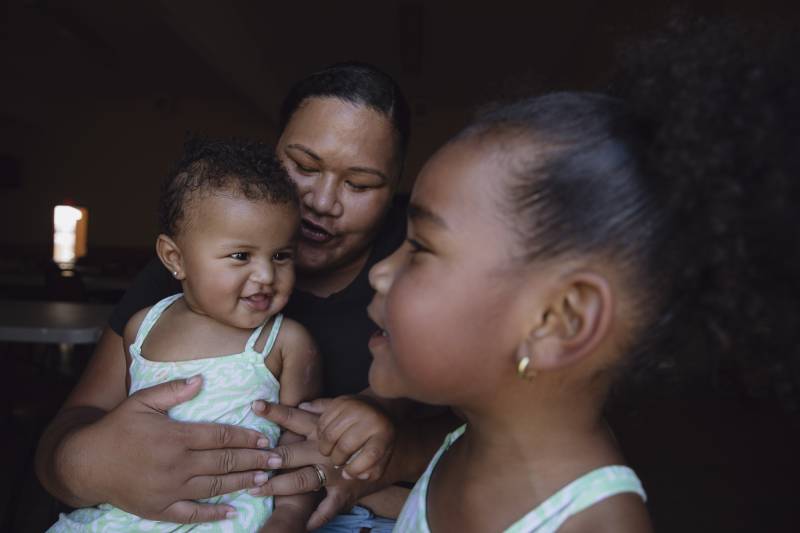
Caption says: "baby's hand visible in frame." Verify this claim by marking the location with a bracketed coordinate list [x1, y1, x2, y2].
[306, 395, 395, 481]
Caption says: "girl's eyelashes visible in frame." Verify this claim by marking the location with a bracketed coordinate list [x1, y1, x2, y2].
[229, 251, 249, 261]
[406, 238, 428, 254]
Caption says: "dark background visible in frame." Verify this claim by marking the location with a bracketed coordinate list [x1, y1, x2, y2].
[1, 1, 799, 531]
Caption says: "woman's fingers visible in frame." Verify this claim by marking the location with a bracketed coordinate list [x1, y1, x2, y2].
[159, 500, 237, 524]
[262, 439, 327, 470]
[252, 400, 320, 439]
[189, 448, 272, 475]
[185, 470, 270, 500]
[249, 465, 328, 497]
[182, 421, 270, 451]
[306, 486, 355, 531]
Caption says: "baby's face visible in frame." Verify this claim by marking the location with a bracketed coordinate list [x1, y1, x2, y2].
[176, 193, 299, 329]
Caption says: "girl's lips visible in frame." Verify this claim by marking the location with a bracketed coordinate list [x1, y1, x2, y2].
[368, 329, 390, 351]
[300, 219, 334, 244]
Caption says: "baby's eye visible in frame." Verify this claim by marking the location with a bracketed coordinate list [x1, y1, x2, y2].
[229, 252, 249, 261]
[272, 250, 294, 263]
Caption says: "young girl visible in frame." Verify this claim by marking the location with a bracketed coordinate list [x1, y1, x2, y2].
[366, 22, 798, 533]
[49, 138, 322, 532]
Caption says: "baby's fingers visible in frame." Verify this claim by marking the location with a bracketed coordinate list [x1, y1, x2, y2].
[317, 414, 357, 459]
[342, 436, 391, 479]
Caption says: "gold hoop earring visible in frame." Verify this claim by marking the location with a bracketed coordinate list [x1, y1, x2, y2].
[517, 356, 536, 381]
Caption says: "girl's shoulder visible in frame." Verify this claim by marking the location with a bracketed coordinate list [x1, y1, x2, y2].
[122, 305, 153, 349]
[558, 491, 652, 533]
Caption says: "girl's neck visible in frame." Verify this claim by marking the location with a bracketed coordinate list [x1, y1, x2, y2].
[457, 379, 620, 472]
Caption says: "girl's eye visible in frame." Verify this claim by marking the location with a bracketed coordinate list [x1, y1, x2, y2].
[272, 251, 294, 262]
[230, 252, 249, 261]
[406, 238, 428, 255]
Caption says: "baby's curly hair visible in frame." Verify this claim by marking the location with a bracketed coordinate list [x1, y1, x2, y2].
[158, 136, 299, 237]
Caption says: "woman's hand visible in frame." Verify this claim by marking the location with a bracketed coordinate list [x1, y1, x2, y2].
[50, 377, 275, 523]
[250, 400, 388, 530]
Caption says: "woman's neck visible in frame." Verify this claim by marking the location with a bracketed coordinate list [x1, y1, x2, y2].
[294, 248, 371, 297]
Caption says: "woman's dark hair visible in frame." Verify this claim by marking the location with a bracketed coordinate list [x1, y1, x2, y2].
[278, 62, 411, 169]
[458, 20, 800, 398]
[159, 136, 299, 236]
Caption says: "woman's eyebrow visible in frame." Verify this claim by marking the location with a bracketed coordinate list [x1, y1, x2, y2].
[348, 166, 388, 183]
[286, 144, 321, 161]
[408, 202, 448, 229]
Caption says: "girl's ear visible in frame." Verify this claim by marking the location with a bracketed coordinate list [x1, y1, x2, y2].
[516, 272, 613, 377]
[156, 234, 185, 281]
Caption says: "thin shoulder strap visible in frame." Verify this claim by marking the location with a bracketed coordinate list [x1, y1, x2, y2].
[131, 293, 182, 353]
[254, 314, 283, 360]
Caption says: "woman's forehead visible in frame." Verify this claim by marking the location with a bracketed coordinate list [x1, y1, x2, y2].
[279, 98, 396, 161]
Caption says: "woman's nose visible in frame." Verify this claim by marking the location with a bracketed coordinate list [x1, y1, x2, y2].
[303, 174, 342, 217]
[369, 244, 402, 294]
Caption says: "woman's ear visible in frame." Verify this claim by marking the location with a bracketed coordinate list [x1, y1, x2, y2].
[516, 272, 613, 376]
[156, 234, 185, 280]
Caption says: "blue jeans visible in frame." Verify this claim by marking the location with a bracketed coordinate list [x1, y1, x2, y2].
[313, 505, 396, 533]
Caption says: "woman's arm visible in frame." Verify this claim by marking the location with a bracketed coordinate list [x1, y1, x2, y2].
[35, 329, 278, 523]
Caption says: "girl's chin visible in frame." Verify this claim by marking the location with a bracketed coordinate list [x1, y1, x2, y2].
[367, 365, 404, 399]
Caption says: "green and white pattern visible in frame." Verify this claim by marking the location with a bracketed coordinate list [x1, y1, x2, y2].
[394, 425, 646, 533]
[49, 293, 283, 532]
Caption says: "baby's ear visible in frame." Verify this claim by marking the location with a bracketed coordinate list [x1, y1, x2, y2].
[516, 272, 613, 376]
[156, 234, 185, 281]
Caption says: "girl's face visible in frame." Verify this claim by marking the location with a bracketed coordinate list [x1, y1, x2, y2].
[176, 192, 299, 330]
[276, 97, 399, 281]
[367, 139, 535, 405]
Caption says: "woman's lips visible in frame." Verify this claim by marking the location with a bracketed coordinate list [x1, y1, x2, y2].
[300, 219, 334, 244]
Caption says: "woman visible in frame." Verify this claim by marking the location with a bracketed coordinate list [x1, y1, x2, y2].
[35, 62, 452, 532]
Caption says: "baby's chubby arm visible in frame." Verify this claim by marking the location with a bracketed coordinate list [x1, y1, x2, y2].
[260, 318, 323, 533]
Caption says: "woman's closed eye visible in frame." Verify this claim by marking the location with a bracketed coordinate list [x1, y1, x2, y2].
[345, 180, 377, 192]
[291, 159, 318, 174]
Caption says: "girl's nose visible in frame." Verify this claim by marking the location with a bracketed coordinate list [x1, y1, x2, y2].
[303, 174, 343, 217]
[369, 244, 403, 294]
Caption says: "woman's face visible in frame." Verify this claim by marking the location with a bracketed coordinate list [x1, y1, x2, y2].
[276, 97, 399, 283]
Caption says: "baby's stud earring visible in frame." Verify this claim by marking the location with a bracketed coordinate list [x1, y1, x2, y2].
[172, 271, 179, 278]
